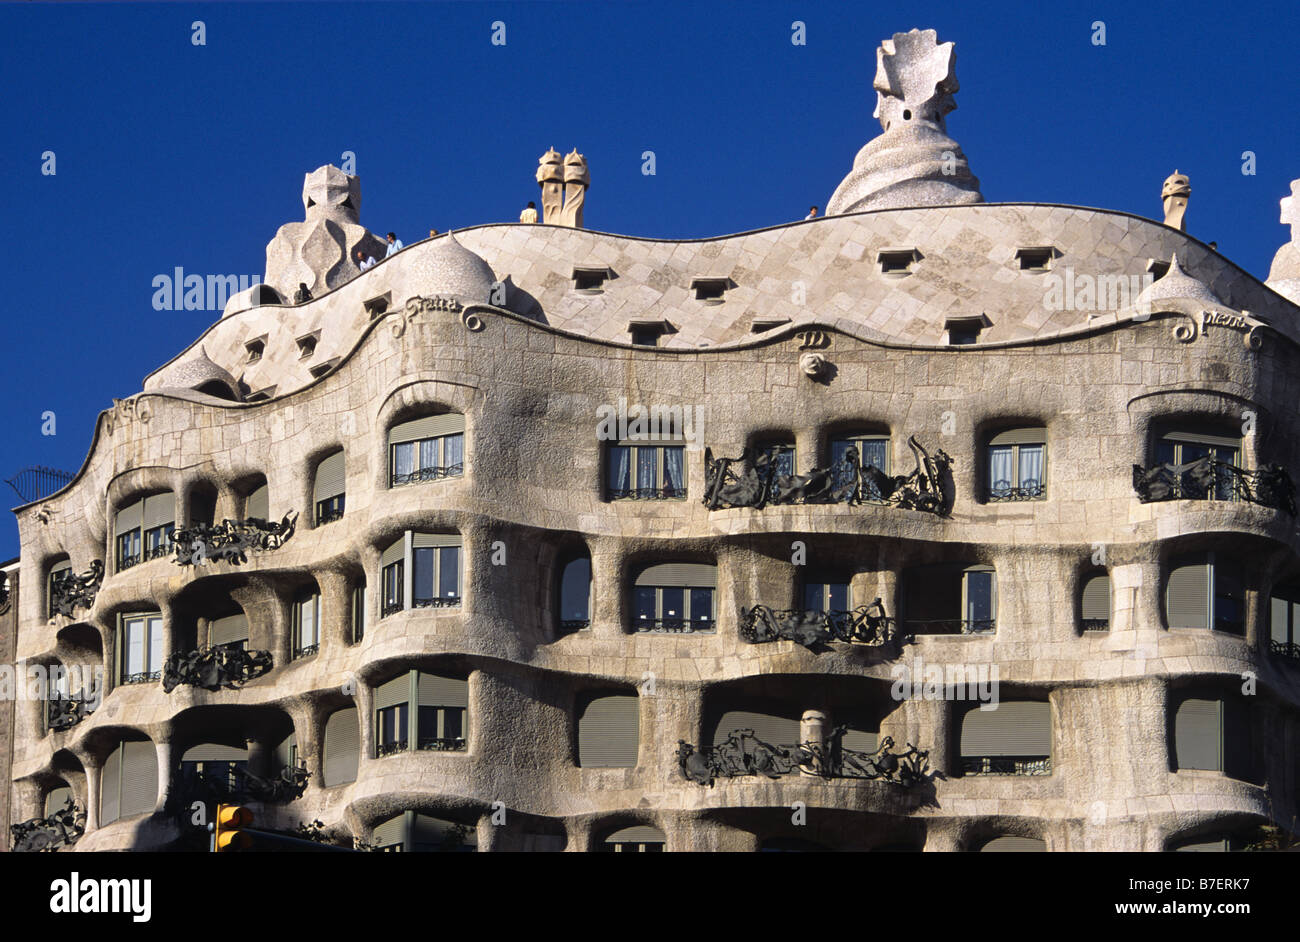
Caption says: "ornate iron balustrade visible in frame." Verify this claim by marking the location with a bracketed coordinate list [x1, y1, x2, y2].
[633, 618, 715, 633]
[121, 670, 162, 685]
[1080, 618, 1110, 632]
[900, 618, 996, 637]
[678, 728, 930, 788]
[987, 480, 1045, 501]
[50, 560, 103, 617]
[376, 740, 406, 758]
[1271, 640, 1300, 660]
[704, 435, 952, 516]
[161, 643, 272, 693]
[417, 737, 467, 752]
[172, 511, 299, 567]
[11, 799, 85, 852]
[293, 643, 319, 659]
[5, 465, 75, 504]
[47, 695, 91, 732]
[118, 553, 142, 571]
[316, 506, 345, 525]
[175, 764, 309, 806]
[412, 597, 461, 610]
[1133, 457, 1296, 515]
[609, 485, 687, 501]
[961, 756, 1052, 776]
[558, 619, 590, 633]
[144, 542, 173, 562]
[741, 600, 894, 648]
[391, 464, 464, 487]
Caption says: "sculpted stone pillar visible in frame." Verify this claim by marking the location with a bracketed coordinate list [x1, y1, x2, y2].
[560, 150, 589, 228]
[536, 148, 564, 224]
[1162, 170, 1190, 231]
[1266, 179, 1300, 304]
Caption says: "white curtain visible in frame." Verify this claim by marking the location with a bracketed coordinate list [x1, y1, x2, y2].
[1018, 445, 1044, 493]
[609, 446, 631, 493]
[393, 443, 415, 480]
[663, 447, 685, 494]
[443, 433, 464, 470]
[988, 446, 1014, 494]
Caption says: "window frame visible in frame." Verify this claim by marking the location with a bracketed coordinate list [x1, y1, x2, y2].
[1165, 552, 1245, 635]
[557, 554, 594, 633]
[291, 591, 321, 659]
[380, 533, 463, 618]
[1154, 430, 1243, 502]
[117, 612, 164, 685]
[829, 433, 890, 500]
[606, 442, 687, 501]
[389, 432, 465, 488]
[373, 670, 469, 757]
[986, 428, 1048, 501]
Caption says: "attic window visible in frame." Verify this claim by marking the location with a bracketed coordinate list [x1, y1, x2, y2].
[628, 320, 671, 347]
[572, 267, 613, 293]
[309, 359, 339, 379]
[945, 315, 992, 346]
[878, 247, 921, 275]
[751, 318, 791, 333]
[690, 277, 732, 303]
[246, 386, 275, 403]
[296, 332, 320, 359]
[363, 292, 392, 318]
[1147, 258, 1171, 280]
[1016, 247, 1057, 271]
[245, 338, 266, 362]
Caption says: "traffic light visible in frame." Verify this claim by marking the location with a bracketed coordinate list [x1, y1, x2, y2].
[214, 804, 253, 852]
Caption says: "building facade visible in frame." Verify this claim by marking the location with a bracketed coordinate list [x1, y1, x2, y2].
[8, 29, 1300, 852]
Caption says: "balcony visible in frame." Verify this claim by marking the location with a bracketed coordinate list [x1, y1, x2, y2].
[49, 561, 103, 617]
[703, 435, 951, 516]
[987, 481, 1046, 502]
[175, 763, 309, 805]
[11, 799, 85, 852]
[417, 736, 467, 752]
[47, 695, 92, 731]
[1271, 640, 1300, 660]
[315, 506, 345, 526]
[292, 643, 319, 659]
[391, 464, 463, 488]
[677, 727, 930, 788]
[960, 755, 1052, 776]
[1133, 457, 1296, 515]
[741, 602, 895, 648]
[171, 511, 299, 567]
[161, 643, 273, 693]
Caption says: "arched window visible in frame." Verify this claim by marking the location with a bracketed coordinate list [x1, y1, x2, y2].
[1166, 553, 1244, 633]
[388, 414, 465, 487]
[1153, 429, 1241, 502]
[603, 825, 665, 852]
[322, 706, 359, 786]
[115, 492, 175, 571]
[830, 432, 889, 500]
[100, 738, 157, 825]
[577, 692, 639, 768]
[372, 812, 476, 852]
[978, 836, 1046, 852]
[558, 554, 592, 633]
[313, 450, 346, 525]
[986, 428, 1047, 501]
[1172, 691, 1254, 781]
[959, 700, 1052, 776]
[1080, 571, 1111, 631]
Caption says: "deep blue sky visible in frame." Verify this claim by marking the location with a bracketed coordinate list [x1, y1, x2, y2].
[2, 0, 1299, 560]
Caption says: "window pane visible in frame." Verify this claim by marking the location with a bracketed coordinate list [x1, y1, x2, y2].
[443, 708, 463, 741]
[637, 447, 658, 493]
[831, 440, 854, 467]
[988, 446, 1014, 496]
[148, 618, 164, 673]
[383, 562, 403, 609]
[828, 582, 850, 611]
[608, 446, 631, 494]
[444, 433, 464, 471]
[419, 437, 438, 472]
[803, 583, 824, 611]
[392, 442, 415, 480]
[1155, 440, 1177, 465]
[690, 588, 713, 626]
[1271, 596, 1289, 644]
[859, 439, 887, 473]
[663, 447, 685, 496]
[768, 446, 794, 478]
[661, 587, 684, 626]
[966, 571, 994, 625]
[125, 619, 145, 675]
[300, 598, 318, 646]
[560, 558, 591, 621]
[1018, 445, 1044, 492]
[413, 548, 435, 602]
[439, 547, 460, 598]
[380, 705, 408, 746]
[633, 586, 656, 626]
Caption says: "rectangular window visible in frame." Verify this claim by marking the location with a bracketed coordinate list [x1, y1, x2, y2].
[411, 546, 461, 607]
[315, 493, 345, 525]
[1157, 433, 1241, 502]
[987, 430, 1047, 500]
[116, 531, 141, 571]
[382, 561, 404, 616]
[390, 433, 465, 486]
[351, 584, 367, 643]
[634, 585, 715, 632]
[377, 704, 409, 756]
[965, 570, 995, 631]
[804, 580, 851, 612]
[831, 435, 889, 500]
[144, 523, 174, 561]
[758, 442, 796, 501]
[607, 444, 687, 500]
[417, 706, 466, 749]
[293, 595, 320, 658]
[120, 615, 163, 684]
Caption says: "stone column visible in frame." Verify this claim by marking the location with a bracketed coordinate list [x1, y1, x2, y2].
[317, 570, 352, 649]
[589, 541, 623, 638]
[800, 709, 828, 776]
[84, 760, 101, 831]
[153, 739, 172, 812]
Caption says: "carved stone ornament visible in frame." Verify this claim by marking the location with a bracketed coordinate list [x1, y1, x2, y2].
[392, 294, 484, 337]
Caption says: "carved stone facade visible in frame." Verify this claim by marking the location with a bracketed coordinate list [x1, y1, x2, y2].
[8, 29, 1300, 853]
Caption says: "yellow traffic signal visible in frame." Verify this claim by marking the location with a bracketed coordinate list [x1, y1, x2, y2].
[214, 804, 253, 852]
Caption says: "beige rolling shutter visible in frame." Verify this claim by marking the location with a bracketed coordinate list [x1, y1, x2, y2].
[50, 559, 72, 579]
[1081, 574, 1111, 622]
[1167, 558, 1210, 629]
[182, 743, 248, 762]
[374, 674, 412, 710]
[635, 563, 716, 587]
[1271, 595, 1291, 644]
[412, 814, 476, 849]
[380, 537, 405, 568]
[45, 786, 74, 817]
[246, 483, 269, 520]
[578, 694, 639, 767]
[120, 740, 158, 817]
[1175, 698, 1221, 771]
[960, 701, 1051, 756]
[711, 708, 801, 749]
[208, 613, 248, 646]
[322, 706, 360, 786]
[100, 746, 121, 824]
[388, 414, 464, 445]
[371, 814, 407, 848]
[841, 716, 879, 754]
[1176, 838, 1229, 852]
[980, 836, 1046, 852]
[313, 451, 346, 503]
[418, 673, 468, 708]
[142, 493, 174, 530]
[607, 825, 665, 844]
[412, 533, 461, 549]
[1163, 431, 1240, 449]
[989, 428, 1047, 446]
[115, 500, 143, 536]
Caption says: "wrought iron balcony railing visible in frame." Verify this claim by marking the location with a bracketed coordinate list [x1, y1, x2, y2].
[412, 596, 461, 610]
[609, 485, 687, 501]
[47, 695, 92, 732]
[417, 737, 468, 752]
[961, 755, 1052, 776]
[987, 480, 1046, 501]
[558, 619, 591, 633]
[292, 643, 319, 659]
[632, 618, 715, 633]
[161, 644, 272, 693]
[144, 542, 173, 562]
[381, 599, 404, 617]
[174, 764, 309, 806]
[120, 670, 162, 685]
[50, 560, 103, 617]
[741, 601, 894, 648]
[678, 728, 930, 788]
[390, 464, 464, 487]
[172, 512, 299, 567]
[900, 618, 996, 636]
[118, 553, 142, 571]
[703, 435, 952, 516]
[1080, 618, 1110, 632]
[1133, 457, 1296, 515]
[315, 506, 345, 525]
[10, 798, 85, 852]
[376, 740, 406, 758]
[1271, 640, 1300, 660]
